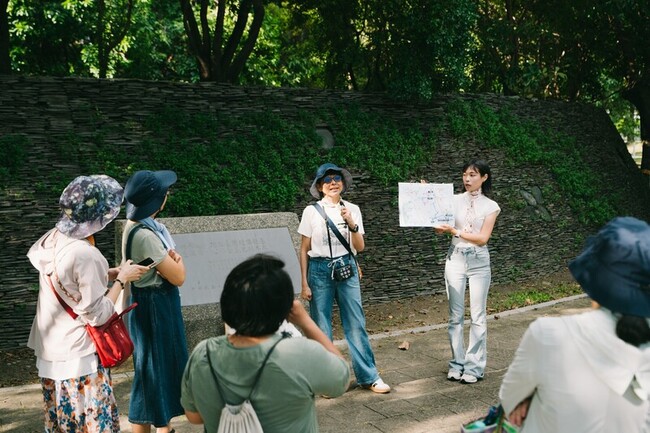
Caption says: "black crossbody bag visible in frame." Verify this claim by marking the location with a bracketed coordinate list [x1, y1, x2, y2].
[312, 202, 356, 281]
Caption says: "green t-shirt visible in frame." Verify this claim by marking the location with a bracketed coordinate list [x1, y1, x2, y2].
[181, 334, 350, 433]
[121, 221, 168, 287]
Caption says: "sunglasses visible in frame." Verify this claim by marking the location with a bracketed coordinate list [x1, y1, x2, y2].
[322, 174, 343, 184]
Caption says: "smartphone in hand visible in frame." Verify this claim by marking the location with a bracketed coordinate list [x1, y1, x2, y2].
[138, 257, 154, 267]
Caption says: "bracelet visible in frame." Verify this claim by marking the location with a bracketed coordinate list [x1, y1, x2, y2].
[454, 230, 462, 238]
[114, 278, 125, 287]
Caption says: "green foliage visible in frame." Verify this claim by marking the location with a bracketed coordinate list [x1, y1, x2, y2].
[492, 282, 583, 310]
[0, 134, 28, 182]
[319, 106, 434, 185]
[79, 105, 433, 216]
[446, 99, 618, 226]
[241, 3, 324, 87]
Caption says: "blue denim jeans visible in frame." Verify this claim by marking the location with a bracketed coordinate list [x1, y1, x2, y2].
[445, 245, 492, 378]
[308, 256, 379, 386]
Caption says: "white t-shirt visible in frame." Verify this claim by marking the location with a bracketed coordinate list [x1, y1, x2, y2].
[298, 199, 364, 258]
[451, 192, 500, 247]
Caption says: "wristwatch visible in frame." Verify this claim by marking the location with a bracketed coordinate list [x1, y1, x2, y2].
[454, 230, 462, 238]
[349, 224, 360, 233]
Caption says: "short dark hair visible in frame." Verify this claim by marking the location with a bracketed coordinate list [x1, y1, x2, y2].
[220, 254, 294, 336]
[462, 159, 493, 196]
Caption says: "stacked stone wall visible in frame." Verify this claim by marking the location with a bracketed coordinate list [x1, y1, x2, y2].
[1, 75, 648, 348]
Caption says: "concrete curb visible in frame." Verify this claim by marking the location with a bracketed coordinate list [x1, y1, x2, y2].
[334, 293, 588, 346]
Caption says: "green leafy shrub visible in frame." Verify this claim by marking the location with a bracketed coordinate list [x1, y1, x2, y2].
[446, 99, 618, 226]
[82, 105, 434, 216]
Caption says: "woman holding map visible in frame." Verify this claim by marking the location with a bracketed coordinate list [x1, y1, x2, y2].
[435, 159, 500, 384]
[298, 162, 391, 394]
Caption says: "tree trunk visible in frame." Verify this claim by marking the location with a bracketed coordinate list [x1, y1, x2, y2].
[504, 0, 518, 96]
[623, 79, 650, 182]
[0, 0, 10, 74]
[179, 0, 213, 80]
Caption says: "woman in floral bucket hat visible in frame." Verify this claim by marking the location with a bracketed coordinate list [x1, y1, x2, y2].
[499, 217, 650, 433]
[27, 175, 149, 433]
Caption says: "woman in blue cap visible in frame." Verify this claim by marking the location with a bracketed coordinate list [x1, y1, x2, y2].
[122, 170, 188, 433]
[298, 163, 390, 394]
[27, 175, 148, 433]
[500, 217, 650, 432]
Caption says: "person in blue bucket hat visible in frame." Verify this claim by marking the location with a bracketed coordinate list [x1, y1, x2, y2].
[499, 217, 650, 432]
[121, 170, 188, 433]
[27, 175, 148, 433]
[298, 163, 391, 394]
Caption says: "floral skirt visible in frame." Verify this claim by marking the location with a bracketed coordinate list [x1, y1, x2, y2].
[41, 365, 120, 433]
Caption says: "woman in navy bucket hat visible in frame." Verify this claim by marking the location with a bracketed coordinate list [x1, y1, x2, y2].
[298, 163, 391, 394]
[122, 170, 188, 433]
[27, 175, 148, 433]
[499, 217, 650, 432]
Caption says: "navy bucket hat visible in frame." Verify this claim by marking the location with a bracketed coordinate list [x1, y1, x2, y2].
[568, 217, 650, 317]
[124, 170, 177, 220]
[56, 175, 124, 239]
[309, 163, 353, 199]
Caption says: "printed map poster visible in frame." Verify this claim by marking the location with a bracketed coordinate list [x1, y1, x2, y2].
[398, 183, 454, 227]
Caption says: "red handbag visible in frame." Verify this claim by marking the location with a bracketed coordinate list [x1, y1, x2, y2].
[47, 275, 137, 368]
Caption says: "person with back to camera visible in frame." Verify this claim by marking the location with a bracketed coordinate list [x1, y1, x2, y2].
[499, 217, 650, 432]
[121, 170, 188, 433]
[180, 254, 350, 433]
[27, 175, 148, 433]
[433, 159, 500, 384]
[298, 162, 391, 394]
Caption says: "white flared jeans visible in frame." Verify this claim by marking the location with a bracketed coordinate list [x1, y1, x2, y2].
[445, 245, 492, 377]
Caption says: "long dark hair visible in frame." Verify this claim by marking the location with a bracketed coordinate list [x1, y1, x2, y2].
[616, 315, 650, 347]
[462, 159, 493, 197]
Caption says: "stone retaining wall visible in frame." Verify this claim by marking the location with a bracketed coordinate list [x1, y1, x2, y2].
[1, 75, 648, 349]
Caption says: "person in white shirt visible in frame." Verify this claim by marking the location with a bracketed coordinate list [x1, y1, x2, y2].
[27, 175, 147, 433]
[434, 159, 501, 384]
[500, 216, 650, 432]
[298, 163, 390, 394]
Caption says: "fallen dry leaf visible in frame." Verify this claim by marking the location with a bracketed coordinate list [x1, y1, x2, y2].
[398, 341, 410, 350]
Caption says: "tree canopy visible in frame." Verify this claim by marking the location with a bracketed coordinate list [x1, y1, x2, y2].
[0, 0, 647, 175]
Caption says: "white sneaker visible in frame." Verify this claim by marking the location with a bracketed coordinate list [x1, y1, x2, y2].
[366, 378, 391, 394]
[447, 369, 462, 381]
[460, 373, 478, 384]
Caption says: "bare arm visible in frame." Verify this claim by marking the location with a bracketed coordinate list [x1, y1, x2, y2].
[106, 260, 149, 304]
[155, 249, 186, 286]
[508, 397, 531, 427]
[435, 211, 498, 246]
[287, 300, 343, 358]
[184, 410, 204, 424]
[341, 206, 364, 252]
[299, 236, 312, 301]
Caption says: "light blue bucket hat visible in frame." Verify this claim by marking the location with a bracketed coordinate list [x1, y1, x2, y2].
[309, 163, 353, 199]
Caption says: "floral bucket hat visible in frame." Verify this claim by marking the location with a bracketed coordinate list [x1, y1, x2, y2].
[55, 175, 124, 239]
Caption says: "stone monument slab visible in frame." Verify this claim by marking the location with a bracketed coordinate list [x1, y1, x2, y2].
[115, 212, 301, 350]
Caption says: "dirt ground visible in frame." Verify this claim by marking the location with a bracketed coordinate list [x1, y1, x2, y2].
[0, 271, 577, 388]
